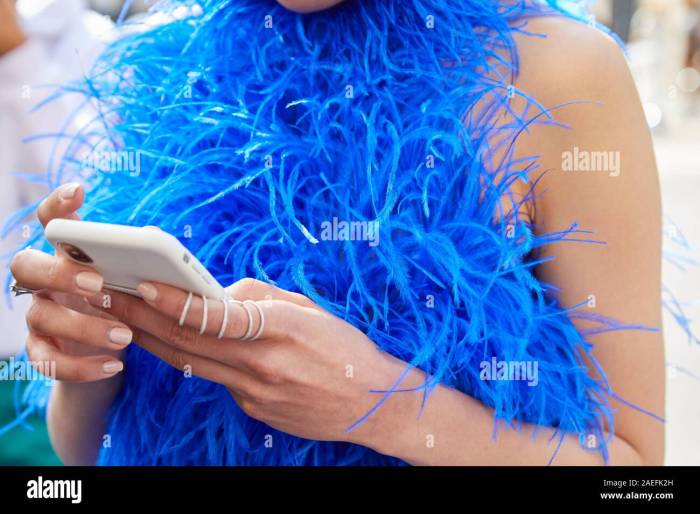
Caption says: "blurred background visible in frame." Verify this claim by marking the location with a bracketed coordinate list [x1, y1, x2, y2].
[0, 0, 698, 465]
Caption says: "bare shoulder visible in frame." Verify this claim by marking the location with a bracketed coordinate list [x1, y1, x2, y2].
[499, 16, 649, 222]
[509, 15, 658, 220]
[514, 16, 630, 104]
[511, 17, 664, 466]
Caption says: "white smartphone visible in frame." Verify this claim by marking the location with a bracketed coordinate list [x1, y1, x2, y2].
[45, 219, 226, 299]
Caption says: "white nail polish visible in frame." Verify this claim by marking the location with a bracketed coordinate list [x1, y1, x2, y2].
[102, 361, 124, 374]
[58, 182, 80, 200]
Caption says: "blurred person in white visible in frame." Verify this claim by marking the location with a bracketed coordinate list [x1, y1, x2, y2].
[634, 0, 691, 132]
[0, 0, 112, 358]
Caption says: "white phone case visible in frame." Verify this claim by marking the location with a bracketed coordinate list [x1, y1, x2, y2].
[45, 219, 225, 299]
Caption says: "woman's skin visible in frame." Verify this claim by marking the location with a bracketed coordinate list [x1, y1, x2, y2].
[0, 0, 27, 55]
[276, 0, 345, 13]
[9, 4, 664, 465]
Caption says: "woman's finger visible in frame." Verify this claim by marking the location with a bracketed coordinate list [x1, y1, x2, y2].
[135, 280, 309, 340]
[89, 290, 313, 372]
[26, 296, 133, 351]
[36, 182, 83, 228]
[226, 278, 317, 309]
[10, 249, 103, 296]
[133, 329, 258, 396]
[26, 332, 124, 382]
[87, 290, 255, 366]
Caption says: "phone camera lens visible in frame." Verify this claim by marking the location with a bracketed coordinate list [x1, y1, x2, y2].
[58, 243, 93, 264]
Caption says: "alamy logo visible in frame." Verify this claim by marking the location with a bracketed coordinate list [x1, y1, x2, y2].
[81, 150, 141, 176]
[320, 217, 380, 247]
[561, 147, 620, 177]
[27, 477, 82, 504]
[479, 357, 539, 387]
[0, 357, 54, 382]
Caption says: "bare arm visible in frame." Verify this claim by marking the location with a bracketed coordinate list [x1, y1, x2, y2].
[48, 378, 123, 465]
[348, 18, 664, 465]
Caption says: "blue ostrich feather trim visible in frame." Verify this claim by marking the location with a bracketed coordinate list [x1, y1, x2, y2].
[3, 0, 647, 465]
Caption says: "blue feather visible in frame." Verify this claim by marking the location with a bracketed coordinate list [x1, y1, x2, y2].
[5, 0, 635, 465]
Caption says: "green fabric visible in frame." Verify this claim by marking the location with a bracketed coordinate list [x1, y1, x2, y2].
[0, 377, 61, 465]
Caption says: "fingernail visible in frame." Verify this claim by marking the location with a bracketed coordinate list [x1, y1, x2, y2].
[87, 293, 106, 308]
[137, 282, 158, 302]
[109, 327, 133, 346]
[102, 361, 124, 374]
[58, 182, 80, 200]
[75, 271, 103, 293]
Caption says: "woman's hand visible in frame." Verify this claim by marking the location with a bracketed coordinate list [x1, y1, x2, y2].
[93, 278, 411, 445]
[10, 184, 133, 465]
[10, 183, 131, 383]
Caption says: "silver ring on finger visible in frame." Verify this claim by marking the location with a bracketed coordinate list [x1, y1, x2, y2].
[217, 297, 230, 339]
[243, 300, 265, 341]
[230, 299, 254, 340]
[179, 291, 193, 327]
[9, 279, 41, 297]
[199, 295, 208, 335]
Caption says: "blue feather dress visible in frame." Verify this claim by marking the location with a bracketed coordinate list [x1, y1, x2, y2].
[11, 0, 630, 465]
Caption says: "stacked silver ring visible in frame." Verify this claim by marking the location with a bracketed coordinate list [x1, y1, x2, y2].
[178, 292, 265, 341]
[229, 299, 265, 341]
